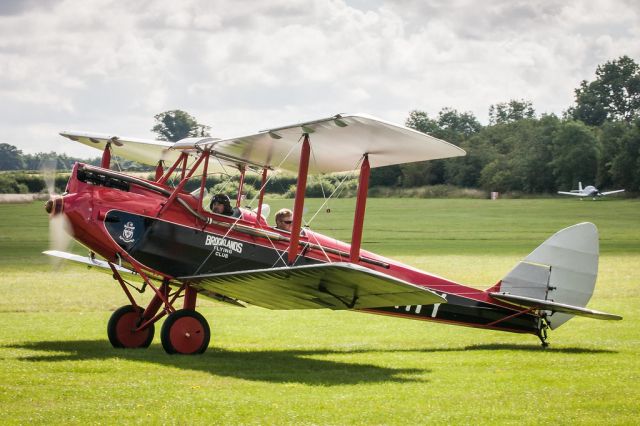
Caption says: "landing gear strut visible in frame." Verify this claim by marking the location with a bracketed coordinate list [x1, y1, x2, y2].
[537, 317, 550, 348]
[108, 258, 210, 355]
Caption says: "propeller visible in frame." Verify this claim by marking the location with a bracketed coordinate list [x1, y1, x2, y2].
[42, 158, 73, 264]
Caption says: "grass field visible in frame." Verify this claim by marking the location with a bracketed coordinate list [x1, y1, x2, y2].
[0, 198, 638, 424]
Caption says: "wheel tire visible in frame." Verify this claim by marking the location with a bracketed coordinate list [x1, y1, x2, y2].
[161, 309, 210, 355]
[107, 305, 154, 349]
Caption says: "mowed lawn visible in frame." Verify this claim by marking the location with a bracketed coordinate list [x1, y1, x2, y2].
[0, 198, 638, 424]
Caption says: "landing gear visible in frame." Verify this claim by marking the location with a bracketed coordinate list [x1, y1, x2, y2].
[107, 305, 155, 348]
[536, 317, 550, 348]
[161, 309, 211, 355]
[108, 262, 210, 354]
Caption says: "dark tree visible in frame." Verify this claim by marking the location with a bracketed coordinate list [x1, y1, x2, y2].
[570, 55, 640, 126]
[608, 119, 640, 191]
[0, 143, 25, 170]
[399, 109, 483, 187]
[488, 99, 535, 125]
[152, 110, 211, 142]
[550, 121, 598, 190]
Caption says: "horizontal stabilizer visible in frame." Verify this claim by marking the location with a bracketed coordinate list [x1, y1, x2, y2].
[43, 250, 136, 276]
[490, 292, 622, 321]
[181, 262, 446, 310]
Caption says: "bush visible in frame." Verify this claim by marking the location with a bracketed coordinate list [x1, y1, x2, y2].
[368, 185, 486, 198]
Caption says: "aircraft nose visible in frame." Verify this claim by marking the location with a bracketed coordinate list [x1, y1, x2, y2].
[45, 196, 64, 216]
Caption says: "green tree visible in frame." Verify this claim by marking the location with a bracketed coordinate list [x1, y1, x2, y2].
[479, 156, 516, 192]
[570, 55, 640, 126]
[444, 135, 497, 188]
[435, 107, 483, 143]
[0, 143, 25, 170]
[471, 117, 557, 193]
[152, 110, 211, 142]
[399, 109, 482, 187]
[488, 99, 535, 125]
[596, 121, 628, 188]
[608, 119, 640, 191]
[550, 121, 599, 190]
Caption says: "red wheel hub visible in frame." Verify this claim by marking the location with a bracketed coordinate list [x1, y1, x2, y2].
[115, 311, 151, 348]
[168, 316, 206, 354]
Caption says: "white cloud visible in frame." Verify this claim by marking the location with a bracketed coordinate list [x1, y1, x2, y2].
[0, 0, 638, 158]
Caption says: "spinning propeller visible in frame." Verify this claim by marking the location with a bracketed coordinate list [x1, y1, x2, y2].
[42, 158, 73, 264]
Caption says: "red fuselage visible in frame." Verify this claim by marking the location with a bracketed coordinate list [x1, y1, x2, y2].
[57, 163, 539, 335]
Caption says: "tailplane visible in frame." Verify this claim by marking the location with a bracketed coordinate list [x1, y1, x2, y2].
[489, 223, 621, 329]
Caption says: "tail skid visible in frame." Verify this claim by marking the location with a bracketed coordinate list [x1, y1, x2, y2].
[489, 222, 621, 334]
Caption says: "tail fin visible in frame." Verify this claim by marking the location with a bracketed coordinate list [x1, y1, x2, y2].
[578, 181, 583, 192]
[492, 223, 608, 329]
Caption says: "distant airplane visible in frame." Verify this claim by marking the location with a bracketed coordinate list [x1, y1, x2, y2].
[558, 182, 625, 199]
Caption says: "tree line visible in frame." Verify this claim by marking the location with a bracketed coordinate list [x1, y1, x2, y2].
[377, 55, 640, 194]
[1, 55, 638, 195]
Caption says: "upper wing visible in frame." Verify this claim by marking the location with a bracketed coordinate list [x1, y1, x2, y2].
[600, 189, 625, 196]
[180, 262, 447, 310]
[173, 113, 466, 174]
[59, 131, 186, 166]
[557, 191, 584, 196]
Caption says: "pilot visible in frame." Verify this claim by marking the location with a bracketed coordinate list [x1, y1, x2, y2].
[275, 208, 293, 232]
[210, 194, 234, 216]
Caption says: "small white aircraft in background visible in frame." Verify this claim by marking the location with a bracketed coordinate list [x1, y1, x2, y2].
[558, 182, 625, 199]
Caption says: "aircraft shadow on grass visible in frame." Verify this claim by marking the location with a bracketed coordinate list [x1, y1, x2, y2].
[4, 340, 615, 385]
[6, 340, 428, 385]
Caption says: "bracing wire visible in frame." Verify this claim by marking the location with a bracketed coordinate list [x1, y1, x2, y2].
[193, 135, 304, 275]
[305, 154, 364, 227]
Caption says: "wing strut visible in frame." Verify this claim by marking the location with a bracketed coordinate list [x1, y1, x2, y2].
[288, 134, 310, 264]
[350, 154, 370, 262]
[255, 167, 268, 226]
[236, 165, 246, 207]
[101, 142, 111, 169]
[155, 160, 164, 181]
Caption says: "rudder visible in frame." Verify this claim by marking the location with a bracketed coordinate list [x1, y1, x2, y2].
[495, 222, 599, 329]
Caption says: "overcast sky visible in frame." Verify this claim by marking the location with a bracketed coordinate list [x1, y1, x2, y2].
[1, 0, 639, 158]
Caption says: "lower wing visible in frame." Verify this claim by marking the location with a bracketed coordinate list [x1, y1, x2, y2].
[181, 263, 446, 310]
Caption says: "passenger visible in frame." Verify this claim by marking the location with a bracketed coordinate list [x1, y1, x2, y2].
[210, 194, 234, 216]
[275, 208, 293, 232]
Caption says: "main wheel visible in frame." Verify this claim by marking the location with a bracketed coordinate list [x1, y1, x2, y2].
[161, 309, 210, 355]
[107, 305, 154, 349]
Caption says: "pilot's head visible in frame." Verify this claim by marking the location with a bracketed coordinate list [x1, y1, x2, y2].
[210, 193, 232, 215]
[275, 208, 293, 232]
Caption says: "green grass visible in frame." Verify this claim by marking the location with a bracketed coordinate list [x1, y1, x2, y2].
[0, 199, 638, 424]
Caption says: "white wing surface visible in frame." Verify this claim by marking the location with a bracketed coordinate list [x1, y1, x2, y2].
[173, 113, 466, 174]
[59, 131, 185, 166]
[557, 191, 585, 196]
[600, 189, 625, 195]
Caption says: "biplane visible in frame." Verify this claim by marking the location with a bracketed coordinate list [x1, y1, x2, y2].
[44, 113, 621, 354]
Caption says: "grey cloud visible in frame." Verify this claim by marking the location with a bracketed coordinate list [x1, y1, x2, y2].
[0, 0, 61, 16]
[1, 0, 639, 156]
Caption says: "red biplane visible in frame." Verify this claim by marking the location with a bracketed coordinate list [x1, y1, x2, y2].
[45, 113, 621, 354]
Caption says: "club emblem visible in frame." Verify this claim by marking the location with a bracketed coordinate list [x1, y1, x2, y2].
[119, 221, 136, 243]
